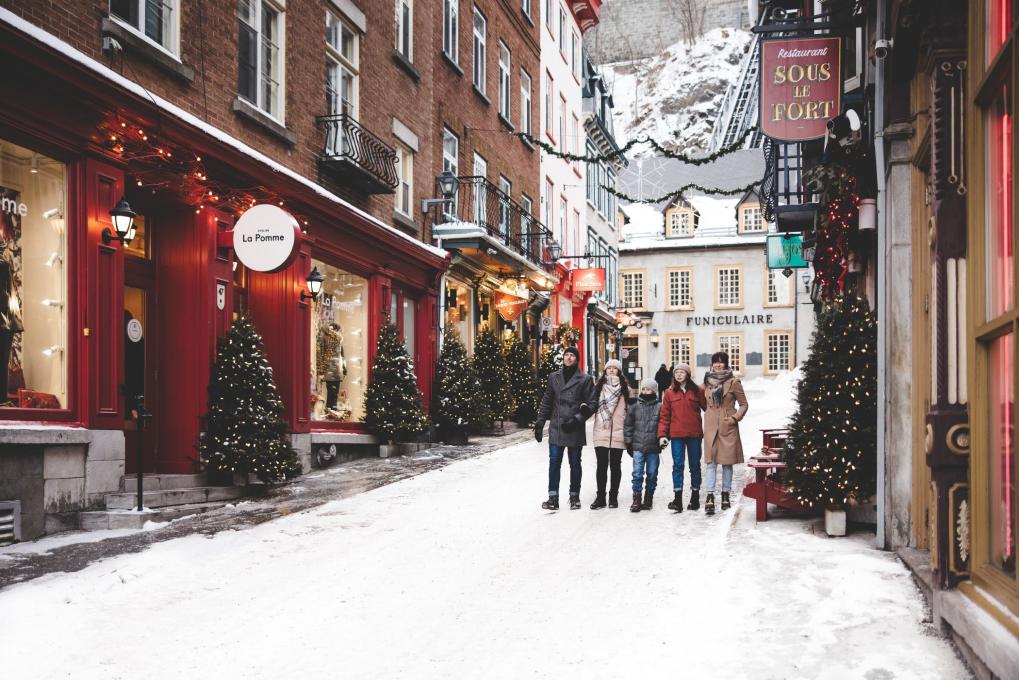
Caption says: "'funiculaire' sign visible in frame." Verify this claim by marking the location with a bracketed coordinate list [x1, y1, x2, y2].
[759, 36, 842, 141]
[233, 204, 301, 272]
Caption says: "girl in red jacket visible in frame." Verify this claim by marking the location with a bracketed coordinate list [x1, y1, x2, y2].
[657, 364, 707, 512]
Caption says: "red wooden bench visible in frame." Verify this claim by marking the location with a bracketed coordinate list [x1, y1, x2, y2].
[742, 428, 807, 521]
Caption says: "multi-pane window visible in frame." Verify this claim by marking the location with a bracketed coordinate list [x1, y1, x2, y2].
[622, 271, 644, 309]
[395, 144, 413, 217]
[668, 269, 692, 309]
[473, 153, 488, 225]
[472, 9, 487, 94]
[443, 0, 459, 64]
[717, 334, 742, 373]
[499, 176, 512, 237]
[545, 73, 554, 137]
[111, 0, 178, 52]
[396, 0, 413, 61]
[740, 204, 765, 233]
[669, 336, 693, 370]
[520, 69, 533, 135]
[717, 266, 742, 308]
[498, 42, 512, 121]
[766, 332, 792, 373]
[238, 0, 284, 119]
[669, 210, 694, 237]
[441, 128, 458, 220]
[326, 11, 358, 119]
[766, 269, 793, 306]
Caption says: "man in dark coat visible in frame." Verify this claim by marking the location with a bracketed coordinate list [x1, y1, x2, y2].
[654, 364, 672, 398]
[534, 346, 596, 510]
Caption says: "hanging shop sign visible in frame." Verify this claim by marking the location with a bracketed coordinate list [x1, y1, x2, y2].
[494, 292, 529, 321]
[232, 204, 302, 272]
[766, 234, 808, 269]
[759, 36, 842, 141]
[572, 268, 606, 292]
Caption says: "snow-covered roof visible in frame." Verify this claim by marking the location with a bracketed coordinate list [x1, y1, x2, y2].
[0, 7, 446, 260]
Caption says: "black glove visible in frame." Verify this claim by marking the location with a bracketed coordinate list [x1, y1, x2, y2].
[626, 444, 633, 457]
[534, 420, 545, 442]
[579, 403, 593, 419]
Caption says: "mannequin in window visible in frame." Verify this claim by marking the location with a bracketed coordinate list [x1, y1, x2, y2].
[316, 322, 346, 409]
[0, 193, 23, 404]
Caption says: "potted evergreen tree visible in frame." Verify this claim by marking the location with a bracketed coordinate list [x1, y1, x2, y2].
[363, 323, 428, 457]
[471, 329, 513, 432]
[503, 331, 539, 426]
[432, 328, 480, 444]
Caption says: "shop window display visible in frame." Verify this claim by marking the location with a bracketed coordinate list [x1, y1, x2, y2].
[310, 260, 367, 422]
[445, 281, 471, 351]
[0, 140, 67, 409]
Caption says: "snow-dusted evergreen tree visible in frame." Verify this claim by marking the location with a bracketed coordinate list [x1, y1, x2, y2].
[432, 328, 481, 438]
[471, 329, 513, 426]
[537, 342, 563, 406]
[199, 317, 301, 483]
[363, 323, 428, 443]
[783, 296, 877, 510]
[503, 331, 539, 425]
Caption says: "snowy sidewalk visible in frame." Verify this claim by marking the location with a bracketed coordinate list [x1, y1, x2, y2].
[1, 433, 968, 679]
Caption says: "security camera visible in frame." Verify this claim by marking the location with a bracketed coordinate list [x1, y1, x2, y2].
[874, 38, 893, 60]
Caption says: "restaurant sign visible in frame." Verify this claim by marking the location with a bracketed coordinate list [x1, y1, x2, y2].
[494, 292, 529, 321]
[759, 36, 842, 141]
[766, 234, 808, 269]
[572, 268, 606, 292]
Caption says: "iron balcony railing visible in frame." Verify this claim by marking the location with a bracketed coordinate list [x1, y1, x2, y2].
[317, 112, 399, 192]
[440, 176, 558, 272]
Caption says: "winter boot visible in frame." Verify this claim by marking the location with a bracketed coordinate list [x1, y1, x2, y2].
[641, 490, 654, 510]
[704, 493, 715, 515]
[630, 492, 643, 512]
[721, 492, 731, 511]
[608, 492, 619, 508]
[569, 494, 581, 510]
[590, 493, 607, 510]
[687, 489, 700, 511]
[541, 496, 559, 511]
[667, 490, 683, 512]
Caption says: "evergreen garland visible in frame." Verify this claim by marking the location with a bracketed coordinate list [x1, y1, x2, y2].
[515, 127, 758, 166]
[606, 180, 762, 205]
[432, 328, 482, 436]
[471, 329, 514, 426]
[199, 317, 302, 484]
[503, 331, 540, 425]
[783, 296, 878, 510]
[363, 323, 429, 443]
[805, 162, 859, 301]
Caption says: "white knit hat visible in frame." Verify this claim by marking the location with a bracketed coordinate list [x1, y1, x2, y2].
[641, 378, 659, 392]
[604, 359, 623, 371]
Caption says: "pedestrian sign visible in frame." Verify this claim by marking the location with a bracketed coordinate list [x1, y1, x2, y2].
[766, 234, 808, 269]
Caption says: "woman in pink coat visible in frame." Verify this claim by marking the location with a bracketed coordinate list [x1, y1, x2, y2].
[590, 359, 631, 509]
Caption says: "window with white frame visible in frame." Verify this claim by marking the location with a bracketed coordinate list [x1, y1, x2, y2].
[606, 167, 616, 217]
[499, 176, 512, 237]
[472, 9, 487, 94]
[717, 266, 741, 308]
[519, 69, 532, 135]
[571, 31, 580, 79]
[522, 0, 531, 19]
[570, 115, 579, 161]
[766, 332, 792, 373]
[607, 248, 617, 303]
[521, 194, 534, 254]
[544, 0, 553, 31]
[669, 335, 693, 369]
[111, 0, 178, 53]
[498, 42, 512, 120]
[238, 0, 284, 119]
[718, 334, 742, 373]
[740, 204, 765, 233]
[559, 196, 568, 250]
[586, 141, 597, 204]
[558, 7, 567, 54]
[473, 153, 488, 225]
[396, 143, 413, 217]
[326, 10, 358, 119]
[668, 209, 694, 237]
[441, 128, 459, 220]
[442, 0, 458, 64]
[543, 178, 553, 230]
[544, 74, 554, 137]
[766, 269, 793, 306]
[622, 271, 644, 309]
[396, 0, 413, 61]
[558, 95, 566, 151]
[668, 269, 692, 309]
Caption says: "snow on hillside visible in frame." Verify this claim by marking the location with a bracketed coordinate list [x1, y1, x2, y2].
[601, 27, 752, 158]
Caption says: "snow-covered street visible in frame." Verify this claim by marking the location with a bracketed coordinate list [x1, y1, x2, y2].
[2, 375, 968, 680]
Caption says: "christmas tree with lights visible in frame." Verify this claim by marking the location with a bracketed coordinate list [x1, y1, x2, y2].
[363, 323, 429, 444]
[432, 328, 481, 441]
[471, 329, 514, 426]
[536, 323, 580, 404]
[503, 331, 539, 425]
[200, 317, 302, 484]
[783, 295, 877, 510]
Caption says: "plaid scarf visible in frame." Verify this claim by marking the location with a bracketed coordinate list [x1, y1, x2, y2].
[597, 380, 623, 422]
[704, 369, 734, 407]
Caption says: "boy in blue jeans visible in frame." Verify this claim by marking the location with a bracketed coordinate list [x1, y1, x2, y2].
[624, 379, 664, 512]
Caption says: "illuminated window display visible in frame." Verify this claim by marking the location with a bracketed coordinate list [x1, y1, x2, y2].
[310, 260, 367, 422]
[0, 140, 67, 409]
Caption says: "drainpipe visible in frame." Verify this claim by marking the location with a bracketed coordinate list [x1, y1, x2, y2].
[874, 0, 888, 550]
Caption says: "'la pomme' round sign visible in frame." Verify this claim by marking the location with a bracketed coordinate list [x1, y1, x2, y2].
[233, 204, 301, 272]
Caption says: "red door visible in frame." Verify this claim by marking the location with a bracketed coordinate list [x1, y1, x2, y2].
[123, 256, 158, 473]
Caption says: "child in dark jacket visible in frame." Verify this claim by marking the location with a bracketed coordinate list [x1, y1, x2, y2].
[625, 378, 664, 512]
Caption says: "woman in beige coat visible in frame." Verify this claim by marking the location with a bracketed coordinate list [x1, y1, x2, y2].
[590, 359, 631, 509]
[702, 351, 748, 515]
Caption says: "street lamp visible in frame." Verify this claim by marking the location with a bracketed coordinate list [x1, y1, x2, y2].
[421, 170, 459, 215]
[801, 270, 812, 293]
[301, 266, 325, 302]
[103, 196, 136, 245]
[546, 241, 562, 263]
[650, 329, 660, 345]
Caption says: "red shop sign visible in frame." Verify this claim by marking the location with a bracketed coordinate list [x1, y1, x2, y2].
[494, 292, 529, 321]
[759, 36, 842, 142]
[572, 268, 606, 292]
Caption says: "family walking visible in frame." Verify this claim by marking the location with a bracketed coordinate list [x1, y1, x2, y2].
[534, 350, 748, 516]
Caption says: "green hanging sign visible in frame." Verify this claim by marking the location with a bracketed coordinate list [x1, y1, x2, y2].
[766, 234, 808, 269]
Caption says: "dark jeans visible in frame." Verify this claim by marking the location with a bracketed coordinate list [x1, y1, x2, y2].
[548, 444, 582, 497]
[670, 437, 703, 491]
[594, 447, 623, 497]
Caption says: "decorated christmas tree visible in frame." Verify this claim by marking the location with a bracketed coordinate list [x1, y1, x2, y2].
[503, 331, 539, 425]
[432, 328, 481, 439]
[363, 323, 429, 443]
[471, 329, 513, 426]
[536, 322, 580, 405]
[783, 295, 878, 510]
[199, 317, 302, 484]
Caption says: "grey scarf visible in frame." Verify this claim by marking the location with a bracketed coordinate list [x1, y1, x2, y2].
[704, 369, 734, 407]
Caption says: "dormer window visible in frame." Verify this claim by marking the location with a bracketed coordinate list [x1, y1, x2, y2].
[738, 203, 766, 233]
[666, 208, 695, 238]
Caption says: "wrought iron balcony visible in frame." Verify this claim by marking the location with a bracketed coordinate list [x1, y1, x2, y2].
[436, 176, 558, 272]
[317, 113, 399, 194]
